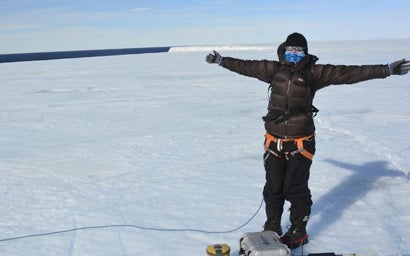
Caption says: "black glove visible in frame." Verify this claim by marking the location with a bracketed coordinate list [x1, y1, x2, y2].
[388, 59, 410, 75]
[206, 50, 223, 65]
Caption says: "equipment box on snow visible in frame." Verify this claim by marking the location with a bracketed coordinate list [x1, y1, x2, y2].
[239, 231, 290, 256]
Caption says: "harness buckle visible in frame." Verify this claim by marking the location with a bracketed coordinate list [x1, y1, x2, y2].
[276, 138, 283, 151]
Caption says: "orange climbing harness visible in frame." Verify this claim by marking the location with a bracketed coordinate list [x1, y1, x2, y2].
[264, 133, 315, 160]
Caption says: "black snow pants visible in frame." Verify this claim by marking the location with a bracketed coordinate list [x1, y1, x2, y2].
[263, 136, 315, 232]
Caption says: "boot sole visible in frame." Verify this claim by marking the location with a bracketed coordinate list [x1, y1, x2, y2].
[286, 237, 308, 250]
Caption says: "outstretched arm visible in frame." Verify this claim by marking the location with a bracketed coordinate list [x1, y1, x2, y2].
[312, 59, 409, 90]
[205, 50, 280, 84]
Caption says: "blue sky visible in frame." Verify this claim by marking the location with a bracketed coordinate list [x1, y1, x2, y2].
[1, 0, 409, 53]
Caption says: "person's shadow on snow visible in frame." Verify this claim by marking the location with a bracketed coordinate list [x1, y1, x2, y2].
[309, 159, 405, 239]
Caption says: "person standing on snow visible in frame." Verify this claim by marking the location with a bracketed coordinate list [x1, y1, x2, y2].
[205, 32, 410, 249]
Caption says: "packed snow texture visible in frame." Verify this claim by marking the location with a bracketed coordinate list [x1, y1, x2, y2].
[0, 39, 409, 256]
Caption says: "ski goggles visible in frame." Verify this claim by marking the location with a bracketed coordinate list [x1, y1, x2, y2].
[285, 46, 306, 52]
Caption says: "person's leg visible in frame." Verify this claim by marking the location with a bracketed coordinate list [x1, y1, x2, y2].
[281, 138, 315, 249]
[263, 150, 287, 235]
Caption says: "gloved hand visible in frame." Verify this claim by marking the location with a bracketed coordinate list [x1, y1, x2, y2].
[206, 50, 223, 65]
[388, 59, 410, 75]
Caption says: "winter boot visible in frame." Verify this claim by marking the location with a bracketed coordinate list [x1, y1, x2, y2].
[263, 218, 282, 236]
[283, 204, 310, 249]
[280, 226, 308, 249]
[263, 202, 284, 236]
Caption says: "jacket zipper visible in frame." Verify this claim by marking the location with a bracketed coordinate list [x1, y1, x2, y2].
[284, 79, 291, 138]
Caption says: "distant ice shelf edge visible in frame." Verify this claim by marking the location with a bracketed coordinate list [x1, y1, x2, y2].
[169, 45, 274, 52]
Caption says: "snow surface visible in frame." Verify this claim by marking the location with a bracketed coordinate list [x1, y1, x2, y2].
[0, 39, 409, 256]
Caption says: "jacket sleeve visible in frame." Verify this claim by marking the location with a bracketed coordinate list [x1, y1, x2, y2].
[220, 57, 280, 84]
[313, 64, 391, 90]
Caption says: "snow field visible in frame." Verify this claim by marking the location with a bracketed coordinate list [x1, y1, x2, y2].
[0, 39, 409, 255]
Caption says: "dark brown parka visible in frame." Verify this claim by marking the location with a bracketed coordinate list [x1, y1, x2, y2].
[220, 42, 391, 138]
